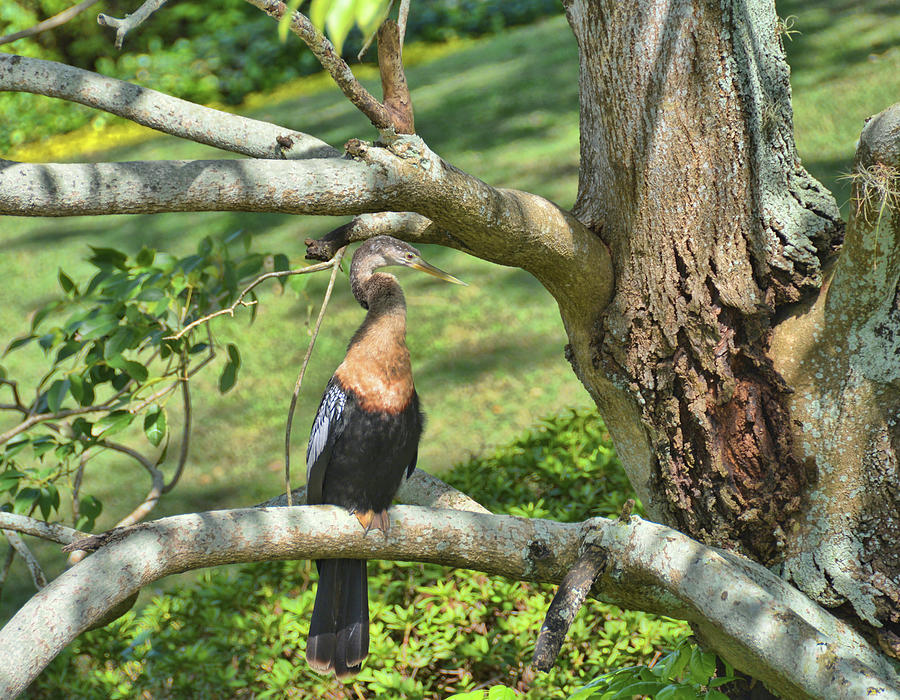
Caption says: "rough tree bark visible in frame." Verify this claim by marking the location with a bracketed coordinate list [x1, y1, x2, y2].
[557, 0, 900, 657]
[1, 0, 899, 695]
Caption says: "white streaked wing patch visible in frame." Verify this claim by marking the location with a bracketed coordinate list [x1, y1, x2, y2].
[306, 380, 346, 481]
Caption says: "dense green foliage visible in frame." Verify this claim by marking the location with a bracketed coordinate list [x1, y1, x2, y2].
[1, 232, 298, 529]
[0, 0, 561, 151]
[27, 411, 692, 699]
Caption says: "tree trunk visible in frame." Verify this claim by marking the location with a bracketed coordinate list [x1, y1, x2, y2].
[559, 0, 899, 651]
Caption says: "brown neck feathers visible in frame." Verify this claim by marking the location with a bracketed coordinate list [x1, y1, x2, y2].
[336, 273, 414, 413]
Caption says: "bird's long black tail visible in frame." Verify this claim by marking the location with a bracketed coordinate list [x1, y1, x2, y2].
[306, 558, 369, 679]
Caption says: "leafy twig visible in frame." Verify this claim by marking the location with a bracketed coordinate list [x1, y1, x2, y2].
[244, 0, 397, 131]
[168, 262, 335, 340]
[284, 247, 347, 507]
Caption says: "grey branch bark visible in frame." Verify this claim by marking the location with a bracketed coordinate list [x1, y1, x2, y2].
[2, 530, 46, 590]
[97, 0, 169, 49]
[0, 513, 86, 546]
[0, 505, 897, 699]
[0, 134, 612, 319]
[0, 54, 338, 160]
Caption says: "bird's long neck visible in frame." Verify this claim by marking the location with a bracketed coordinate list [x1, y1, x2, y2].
[336, 273, 414, 413]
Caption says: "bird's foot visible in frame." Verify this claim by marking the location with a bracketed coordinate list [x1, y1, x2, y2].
[354, 509, 390, 537]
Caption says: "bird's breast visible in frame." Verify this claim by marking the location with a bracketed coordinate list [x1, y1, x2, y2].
[334, 353, 414, 414]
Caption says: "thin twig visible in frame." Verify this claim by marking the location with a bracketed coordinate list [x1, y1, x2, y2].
[0, 513, 87, 546]
[168, 262, 335, 340]
[97, 0, 169, 49]
[0, 544, 14, 597]
[71, 451, 88, 527]
[0, 0, 102, 47]
[163, 362, 191, 493]
[0, 379, 26, 412]
[3, 530, 47, 589]
[68, 439, 165, 565]
[244, 0, 396, 130]
[284, 248, 346, 507]
[397, 0, 410, 49]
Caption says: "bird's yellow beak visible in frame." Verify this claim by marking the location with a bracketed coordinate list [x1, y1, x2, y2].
[408, 259, 467, 286]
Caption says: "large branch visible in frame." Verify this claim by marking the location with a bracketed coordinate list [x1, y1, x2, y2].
[0, 54, 338, 160]
[826, 102, 900, 333]
[0, 505, 897, 699]
[0, 135, 612, 318]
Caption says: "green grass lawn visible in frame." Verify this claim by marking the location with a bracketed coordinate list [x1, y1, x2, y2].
[0, 16, 591, 619]
[1, 0, 899, 660]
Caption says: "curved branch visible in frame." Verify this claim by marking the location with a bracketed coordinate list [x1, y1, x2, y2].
[0, 507, 897, 699]
[0, 54, 338, 160]
[0, 0, 102, 47]
[826, 102, 900, 333]
[0, 135, 613, 317]
[2, 530, 46, 589]
[0, 513, 86, 546]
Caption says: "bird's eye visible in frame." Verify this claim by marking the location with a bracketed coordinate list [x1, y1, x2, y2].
[406, 253, 415, 260]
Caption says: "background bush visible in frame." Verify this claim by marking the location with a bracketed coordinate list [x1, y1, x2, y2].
[1, 0, 562, 151]
[26, 411, 690, 699]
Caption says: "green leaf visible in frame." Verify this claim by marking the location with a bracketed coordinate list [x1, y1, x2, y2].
[46, 378, 70, 414]
[610, 681, 666, 699]
[136, 246, 156, 267]
[56, 340, 83, 363]
[105, 328, 136, 359]
[107, 355, 149, 383]
[308, 0, 330, 35]
[705, 691, 730, 700]
[88, 246, 129, 270]
[0, 469, 24, 493]
[58, 269, 78, 295]
[487, 687, 518, 700]
[689, 647, 717, 685]
[76, 494, 103, 531]
[219, 361, 238, 393]
[91, 411, 134, 438]
[5, 335, 36, 355]
[78, 315, 120, 340]
[356, 0, 391, 37]
[227, 343, 241, 369]
[660, 644, 692, 681]
[325, 0, 358, 54]
[69, 375, 95, 407]
[144, 408, 167, 447]
[13, 487, 40, 515]
[38, 485, 60, 519]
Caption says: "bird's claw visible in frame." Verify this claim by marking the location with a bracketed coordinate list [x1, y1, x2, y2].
[354, 509, 390, 537]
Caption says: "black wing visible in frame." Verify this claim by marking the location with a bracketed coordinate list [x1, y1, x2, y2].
[306, 377, 347, 505]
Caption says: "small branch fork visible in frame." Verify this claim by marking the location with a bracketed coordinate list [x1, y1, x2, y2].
[97, 0, 170, 49]
[168, 261, 336, 340]
[243, 0, 414, 134]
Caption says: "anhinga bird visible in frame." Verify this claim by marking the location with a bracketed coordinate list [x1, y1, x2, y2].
[305, 236, 464, 679]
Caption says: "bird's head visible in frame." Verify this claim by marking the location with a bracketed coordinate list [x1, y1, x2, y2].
[355, 236, 466, 286]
